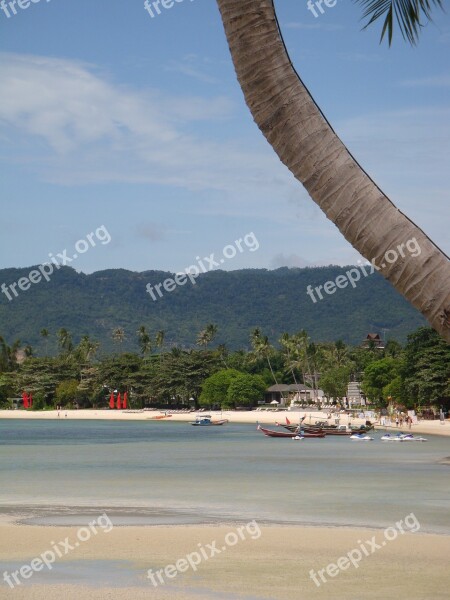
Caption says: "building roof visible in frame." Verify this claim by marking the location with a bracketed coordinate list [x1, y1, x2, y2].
[266, 384, 311, 392]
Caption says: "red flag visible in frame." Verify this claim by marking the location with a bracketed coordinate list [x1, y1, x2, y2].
[117, 392, 122, 410]
[109, 392, 115, 409]
[286, 417, 291, 425]
[29, 393, 33, 408]
[123, 392, 128, 410]
[23, 392, 29, 409]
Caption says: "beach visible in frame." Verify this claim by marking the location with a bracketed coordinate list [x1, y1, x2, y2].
[1, 408, 449, 437]
[1, 520, 449, 599]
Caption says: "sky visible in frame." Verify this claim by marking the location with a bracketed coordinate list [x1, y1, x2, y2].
[0, 0, 449, 275]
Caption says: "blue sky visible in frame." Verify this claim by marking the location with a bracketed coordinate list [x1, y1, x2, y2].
[1, 0, 449, 274]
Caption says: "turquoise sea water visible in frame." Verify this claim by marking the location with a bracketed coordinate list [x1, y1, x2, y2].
[0, 419, 449, 533]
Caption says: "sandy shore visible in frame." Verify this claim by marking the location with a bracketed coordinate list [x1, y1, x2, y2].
[0, 521, 449, 599]
[1, 408, 449, 436]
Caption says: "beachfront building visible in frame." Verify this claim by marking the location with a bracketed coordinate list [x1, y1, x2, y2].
[264, 384, 325, 407]
[347, 381, 365, 407]
[362, 333, 385, 350]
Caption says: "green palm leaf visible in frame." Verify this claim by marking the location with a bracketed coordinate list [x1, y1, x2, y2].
[354, 0, 444, 45]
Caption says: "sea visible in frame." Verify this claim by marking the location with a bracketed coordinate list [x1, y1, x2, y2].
[0, 419, 449, 534]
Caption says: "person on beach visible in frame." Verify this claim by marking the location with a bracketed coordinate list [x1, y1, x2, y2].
[395, 416, 399, 427]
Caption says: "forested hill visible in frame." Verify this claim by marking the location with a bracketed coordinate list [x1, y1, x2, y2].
[0, 265, 425, 353]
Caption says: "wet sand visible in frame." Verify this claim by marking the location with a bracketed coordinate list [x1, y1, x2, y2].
[0, 522, 449, 599]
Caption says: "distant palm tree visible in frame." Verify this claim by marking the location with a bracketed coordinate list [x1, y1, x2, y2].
[197, 324, 218, 349]
[279, 332, 299, 386]
[137, 326, 152, 357]
[0, 336, 21, 371]
[40, 328, 50, 357]
[75, 335, 99, 363]
[24, 345, 33, 358]
[57, 328, 73, 356]
[112, 327, 126, 351]
[290, 331, 316, 401]
[250, 328, 279, 386]
[155, 330, 165, 351]
[217, 343, 229, 368]
[155, 330, 166, 364]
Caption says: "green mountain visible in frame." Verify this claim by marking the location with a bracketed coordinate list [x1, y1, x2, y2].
[0, 265, 425, 353]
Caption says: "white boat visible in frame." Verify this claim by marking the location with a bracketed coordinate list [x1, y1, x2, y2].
[398, 433, 427, 442]
[191, 415, 228, 426]
[381, 433, 427, 442]
[350, 434, 373, 440]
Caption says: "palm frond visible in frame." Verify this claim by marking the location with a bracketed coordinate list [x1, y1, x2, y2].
[354, 0, 444, 45]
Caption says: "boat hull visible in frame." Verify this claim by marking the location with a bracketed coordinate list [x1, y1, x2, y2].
[258, 426, 325, 438]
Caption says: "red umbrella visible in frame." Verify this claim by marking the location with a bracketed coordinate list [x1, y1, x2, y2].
[109, 392, 115, 409]
[122, 392, 128, 410]
[117, 392, 122, 410]
[22, 392, 29, 409]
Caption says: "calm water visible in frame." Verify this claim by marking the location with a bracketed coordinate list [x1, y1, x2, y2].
[0, 419, 449, 533]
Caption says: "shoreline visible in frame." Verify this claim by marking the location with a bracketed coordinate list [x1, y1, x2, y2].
[1, 408, 449, 437]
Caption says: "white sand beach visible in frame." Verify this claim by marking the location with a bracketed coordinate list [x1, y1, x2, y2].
[1, 408, 449, 437]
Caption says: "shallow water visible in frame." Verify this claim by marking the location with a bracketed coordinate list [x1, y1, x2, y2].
[0, 419, 449, 533]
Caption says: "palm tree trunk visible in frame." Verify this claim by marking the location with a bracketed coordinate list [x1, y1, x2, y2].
[216, 0, 450, 341]
[267, 356, 279, 386]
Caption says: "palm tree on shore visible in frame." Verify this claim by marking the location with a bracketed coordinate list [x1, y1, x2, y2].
[155, 330, 165, 353]
[112, 327, 126, 352]
[137, 326, 152, 357]
[40, 329, 50, 357]
[250, 328, 279, 386]
[197, 324, 218, 349]
[57, 328, 73, 357]
[279, 332, 299, 386]
[216, 0, 449, 341]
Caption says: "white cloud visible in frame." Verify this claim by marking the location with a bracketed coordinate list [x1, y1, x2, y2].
[271, 253, 312, 268]
[0, 52, 295, 209]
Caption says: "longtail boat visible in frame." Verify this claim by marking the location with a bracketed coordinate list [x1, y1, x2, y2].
[257, 425, 325, 438]
[277, 422, 353, 436]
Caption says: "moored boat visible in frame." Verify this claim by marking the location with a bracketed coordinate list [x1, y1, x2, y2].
[350, 433, 374, 440]
[191, 415, 228, 426]
[381, 433, 427, 442]
[257, 425, 325, 438]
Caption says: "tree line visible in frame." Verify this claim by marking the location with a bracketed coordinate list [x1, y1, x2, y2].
[0, 326, 448, 412]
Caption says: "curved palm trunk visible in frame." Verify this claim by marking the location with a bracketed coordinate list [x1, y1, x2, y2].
[217, 0, 450, 342]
